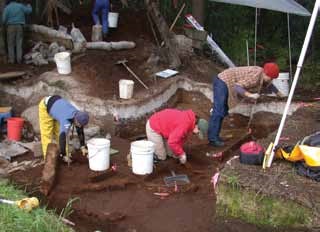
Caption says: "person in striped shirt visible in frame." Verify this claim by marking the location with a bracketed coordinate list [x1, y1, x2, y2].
[208, 63, 284, 147]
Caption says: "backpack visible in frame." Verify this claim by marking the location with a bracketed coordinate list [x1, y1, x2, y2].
[301, 131, 320, 147]
[295, 161, 320, 182]
[240, 141, 265, 165]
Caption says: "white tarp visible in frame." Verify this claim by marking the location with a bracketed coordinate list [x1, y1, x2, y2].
[210, 0, 310, 16]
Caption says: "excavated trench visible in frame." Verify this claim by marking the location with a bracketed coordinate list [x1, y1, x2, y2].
[4, 75, 302, 232]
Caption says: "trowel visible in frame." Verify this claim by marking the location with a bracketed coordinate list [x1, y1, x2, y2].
[164, 170, 190, 187]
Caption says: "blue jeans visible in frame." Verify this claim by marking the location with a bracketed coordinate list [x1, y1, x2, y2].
[92, 0, 109, 35]
[208, 76, 229, 141]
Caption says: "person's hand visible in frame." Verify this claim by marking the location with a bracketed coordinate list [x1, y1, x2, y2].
[62, 154, 72, 164]
[80, 146, 88, 156]
[179, 153, 187, 164]
[247, 93, 260, 100]
[277, 92, 286, 98]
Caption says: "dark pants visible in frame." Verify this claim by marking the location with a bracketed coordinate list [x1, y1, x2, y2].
[92, 0, 109, 35]
[7, 24, 23, 64]
[208, 76, 229, 142]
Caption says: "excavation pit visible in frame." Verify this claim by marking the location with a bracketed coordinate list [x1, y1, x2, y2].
[7, 92, 306, 232]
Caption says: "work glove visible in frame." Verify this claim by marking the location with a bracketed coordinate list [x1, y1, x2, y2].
[62, 154, 72, 164]
[80, 146, 88, 156]
[277, 92, 286, 98]
[179, 153, 187, 164]
[248, 93, 260, 100]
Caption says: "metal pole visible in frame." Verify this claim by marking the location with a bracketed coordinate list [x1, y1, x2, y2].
[267, 0, 320, 168]
[246, 40, 249, 66]
[287, 13, 293, 83]
[254, 8, 258, 65]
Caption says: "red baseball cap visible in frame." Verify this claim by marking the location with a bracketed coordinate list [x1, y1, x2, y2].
[263, 62, 279, 79]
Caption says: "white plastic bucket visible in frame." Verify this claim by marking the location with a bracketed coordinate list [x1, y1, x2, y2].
[119, 79, 134, 99]
[54, 52, 71, 75]
[131, 140, 154, 175]
[87, 138, 110, 171]
[91, 24, 103, 42]
[108, 12, 119, 28]
[272, 72, 290, 96]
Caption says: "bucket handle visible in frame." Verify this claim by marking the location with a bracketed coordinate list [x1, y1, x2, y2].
[88, 146, 108, 160]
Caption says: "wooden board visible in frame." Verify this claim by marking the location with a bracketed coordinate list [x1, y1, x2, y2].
[0, 107, 12, 113]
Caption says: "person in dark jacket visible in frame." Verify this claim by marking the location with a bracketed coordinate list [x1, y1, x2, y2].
[38, 95, 89, 163]
[92, 0, 109, 39]
[2, 0, 32, 64]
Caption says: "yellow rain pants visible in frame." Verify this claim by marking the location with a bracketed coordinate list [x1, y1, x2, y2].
[39, 98, 60, 158]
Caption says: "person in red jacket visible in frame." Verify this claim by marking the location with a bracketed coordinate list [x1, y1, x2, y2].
[146, 109, 208, 164]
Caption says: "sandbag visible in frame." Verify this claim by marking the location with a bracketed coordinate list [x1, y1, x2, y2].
[86, 41, 136, 51]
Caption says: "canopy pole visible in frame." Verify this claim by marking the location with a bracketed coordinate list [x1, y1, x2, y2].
[246, 40, 249, 66]
[267, 0, 320, 168]
[254, 8, 258, 65]
[287, 13, 293, 83]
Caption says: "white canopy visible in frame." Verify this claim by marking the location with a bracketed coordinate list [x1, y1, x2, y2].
[210, 0, 310, 16]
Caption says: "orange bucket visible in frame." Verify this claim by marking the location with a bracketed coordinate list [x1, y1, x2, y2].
[7, 117, 24, 141]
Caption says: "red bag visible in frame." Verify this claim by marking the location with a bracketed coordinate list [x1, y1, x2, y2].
[240, 141, 265, 165]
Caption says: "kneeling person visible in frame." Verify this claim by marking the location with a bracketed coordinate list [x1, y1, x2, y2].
[146, 109, 208, 164]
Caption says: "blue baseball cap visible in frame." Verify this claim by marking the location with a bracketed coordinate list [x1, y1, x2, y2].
[74, 111, 89, 126]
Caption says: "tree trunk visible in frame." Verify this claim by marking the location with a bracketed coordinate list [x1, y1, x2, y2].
[145, 0, 181, 69]
[192, 0, 205, 25]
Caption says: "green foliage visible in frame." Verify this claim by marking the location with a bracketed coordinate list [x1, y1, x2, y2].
[159, 0, 192, 28]
[59, 197, 80, 219]
[217, 184, 313, 227]
[0, 181, 72, 232]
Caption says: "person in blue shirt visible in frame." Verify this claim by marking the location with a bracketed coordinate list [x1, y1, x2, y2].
[39, 95, 89, 163]
[2, 0, 32, 64]
[92, 0, 109, 39]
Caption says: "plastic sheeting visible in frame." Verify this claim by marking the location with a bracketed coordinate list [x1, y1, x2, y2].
[210, 0, 310, 16]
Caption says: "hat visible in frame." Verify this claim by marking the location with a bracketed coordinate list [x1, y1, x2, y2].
[74, 111, 89, 126]
[197, 118, 208, 140]
[263, 62, 279, 79]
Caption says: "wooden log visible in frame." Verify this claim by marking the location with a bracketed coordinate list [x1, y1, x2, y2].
[40, 143, 59, 196]
[145, 0, 181, 69]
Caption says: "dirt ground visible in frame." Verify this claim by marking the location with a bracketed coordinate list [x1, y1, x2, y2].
[8, 102, 318, 232]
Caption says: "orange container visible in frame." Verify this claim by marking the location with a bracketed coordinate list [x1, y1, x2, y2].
[7, 117, 24, 141]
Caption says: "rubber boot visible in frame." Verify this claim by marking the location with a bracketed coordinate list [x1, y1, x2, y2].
[208, 116, 224, 147]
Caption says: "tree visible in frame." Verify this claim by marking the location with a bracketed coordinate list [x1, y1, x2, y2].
[192, 0, 205, 25]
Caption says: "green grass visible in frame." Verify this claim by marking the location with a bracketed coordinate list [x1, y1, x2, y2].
[217, 183, 313, 227]
[0, 180, 73, 232]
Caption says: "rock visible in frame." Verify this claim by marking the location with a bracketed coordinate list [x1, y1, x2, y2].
[58, 25, 68, 35]
[0, 168, 8, 177]
[48, 42, 60, 58]
[174, 34, 193, 57]
[21, 105, 39, 134]
[0, 157, 10, 169]
[0, 141, 28, 161]
[18, 141, 43, 158]
[84, 126, 101, 139]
